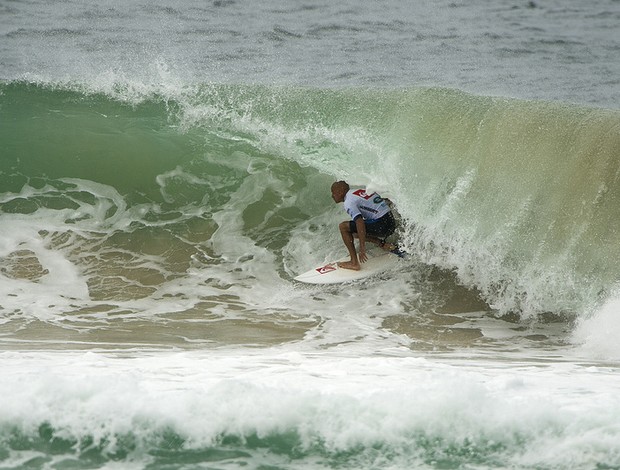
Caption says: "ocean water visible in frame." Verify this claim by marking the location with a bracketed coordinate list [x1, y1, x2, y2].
[1, 0, 620, 469]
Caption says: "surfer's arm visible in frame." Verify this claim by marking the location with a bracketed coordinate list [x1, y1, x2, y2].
[355, 216, 368, 263]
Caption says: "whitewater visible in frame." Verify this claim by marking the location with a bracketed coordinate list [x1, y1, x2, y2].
[1, 0, 620, 469]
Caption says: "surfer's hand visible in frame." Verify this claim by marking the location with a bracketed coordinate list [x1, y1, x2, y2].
[359, 248, 368, 263]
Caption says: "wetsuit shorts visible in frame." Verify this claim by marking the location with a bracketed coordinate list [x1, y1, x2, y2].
[349, 212, 396, 239]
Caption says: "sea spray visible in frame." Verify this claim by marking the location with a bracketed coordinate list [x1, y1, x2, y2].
[573, 292, 620, 361]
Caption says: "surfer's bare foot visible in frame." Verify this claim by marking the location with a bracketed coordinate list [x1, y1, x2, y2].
[338, 260, 361, 271]
[381, 242, 397, 251]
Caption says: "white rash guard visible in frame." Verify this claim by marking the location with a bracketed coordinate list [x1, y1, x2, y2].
[343, 188, 390, 222]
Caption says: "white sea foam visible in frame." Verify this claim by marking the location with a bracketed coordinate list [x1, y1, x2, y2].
[573, 294, 620, 361]
[1, 349, 619, 468]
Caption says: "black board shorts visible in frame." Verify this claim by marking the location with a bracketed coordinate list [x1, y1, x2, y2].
[349, 212, 396, 239]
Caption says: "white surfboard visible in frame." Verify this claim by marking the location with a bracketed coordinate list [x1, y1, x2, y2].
[294, 250, 402, 284]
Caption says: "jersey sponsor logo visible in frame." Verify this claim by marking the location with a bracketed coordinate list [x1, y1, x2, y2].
[353, 189, 384, 205]
[360, 205, 379, 214]
[316, 263, 337, 274]
[352, 189, 374, 200]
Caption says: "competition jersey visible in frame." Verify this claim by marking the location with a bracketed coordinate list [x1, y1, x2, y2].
[343, 189, 390, 222]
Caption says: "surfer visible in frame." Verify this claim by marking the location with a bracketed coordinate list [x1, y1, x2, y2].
[331, 180, 398, 270]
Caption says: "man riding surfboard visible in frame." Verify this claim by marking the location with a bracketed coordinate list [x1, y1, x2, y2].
[330, 180, 399, 270]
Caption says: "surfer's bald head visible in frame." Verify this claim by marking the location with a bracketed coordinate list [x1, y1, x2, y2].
[331, 180, 349, 192]
[331, 181, 349, 203]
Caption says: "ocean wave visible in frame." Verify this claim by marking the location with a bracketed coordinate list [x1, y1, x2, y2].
[1, 80, 619, 319]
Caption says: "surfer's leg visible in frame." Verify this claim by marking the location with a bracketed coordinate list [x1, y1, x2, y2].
[366, 235, 390, 248]
[337, 221, 361, 270]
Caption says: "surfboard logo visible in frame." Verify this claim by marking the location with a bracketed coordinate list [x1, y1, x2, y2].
[316, 263, 337, 274]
